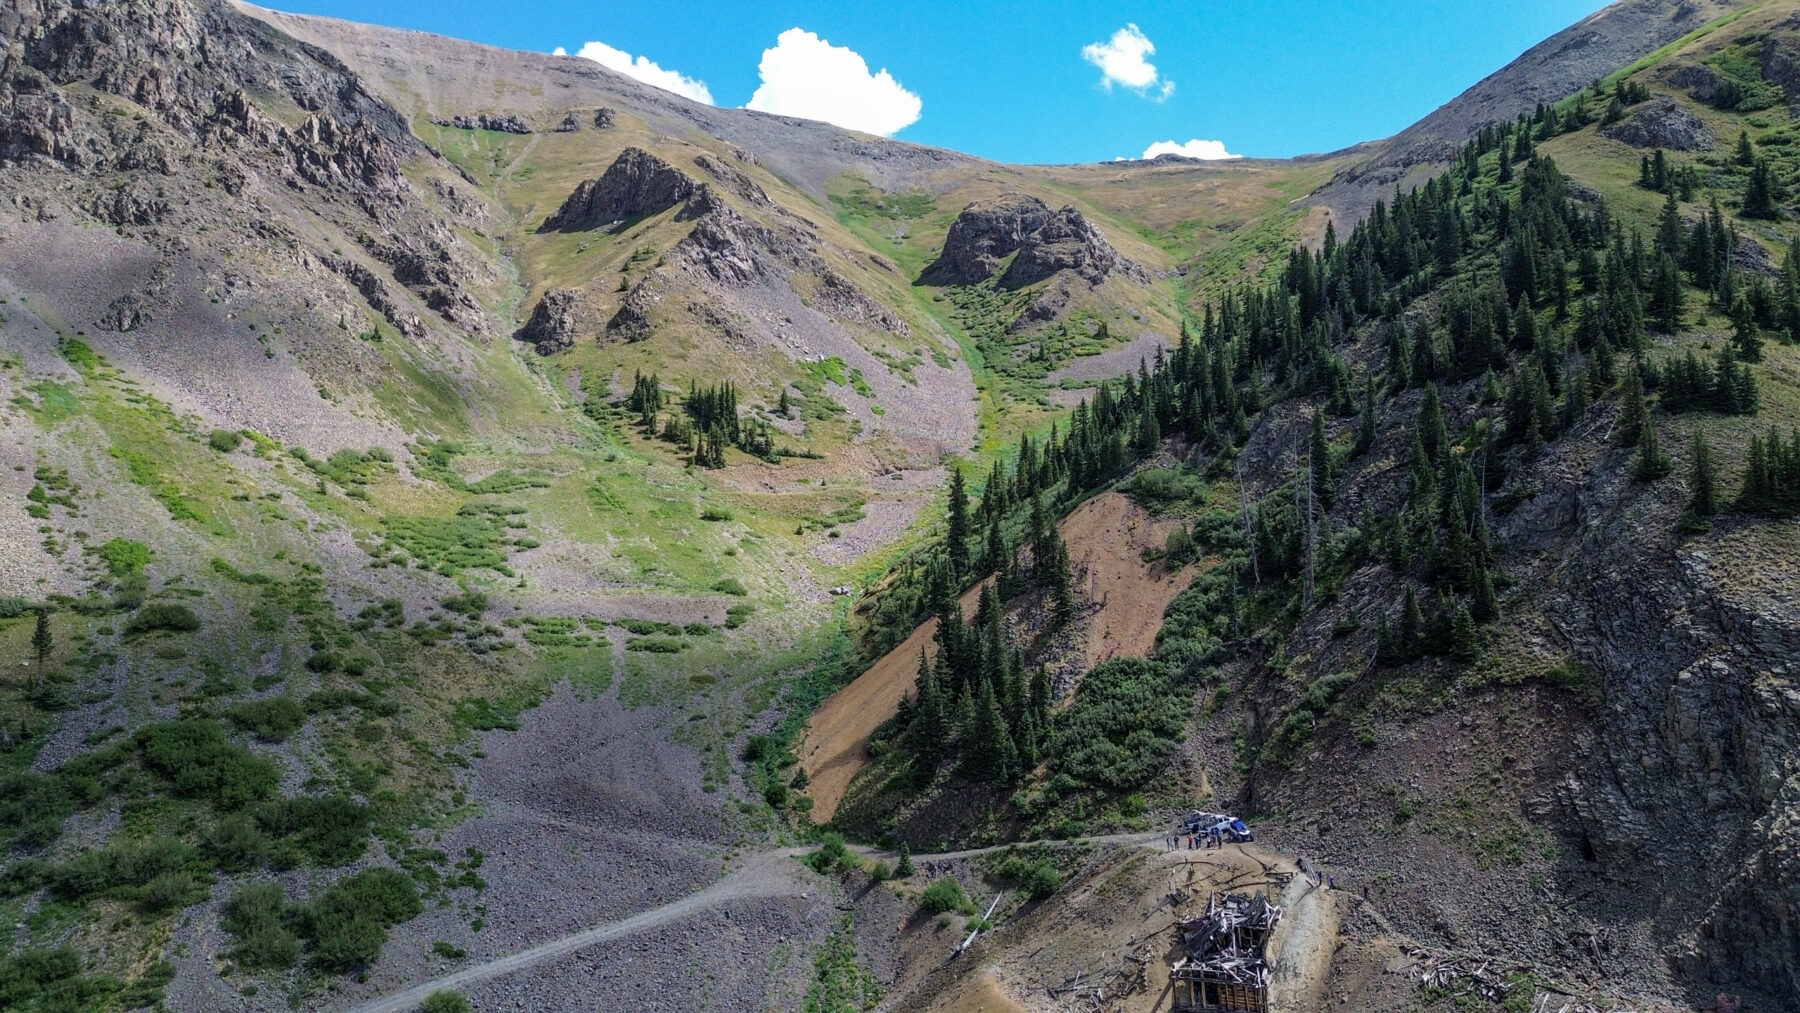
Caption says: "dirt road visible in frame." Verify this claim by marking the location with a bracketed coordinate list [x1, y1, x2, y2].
[344, 831, 1337, 1013]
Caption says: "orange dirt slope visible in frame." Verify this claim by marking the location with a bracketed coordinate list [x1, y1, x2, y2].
[800, 490, 1194, 823]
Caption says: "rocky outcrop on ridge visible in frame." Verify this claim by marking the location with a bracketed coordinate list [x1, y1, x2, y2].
[925, 193, 1146, 289]
[539, 147, 697, 231]
[432, 113, 532, 133]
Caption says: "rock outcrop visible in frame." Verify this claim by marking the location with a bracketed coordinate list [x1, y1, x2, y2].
[1600, 96, 1714, 150]
[925, 194, 1144, 288]
[606, 184, 908, 342]
[553, 113, 581, 133]
[539, 147, 696, 231]
[433, 114, 532, 134]
[515, 289, 588, 353]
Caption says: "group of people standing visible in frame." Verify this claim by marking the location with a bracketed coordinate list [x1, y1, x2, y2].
[1166, 829, 1224, 851]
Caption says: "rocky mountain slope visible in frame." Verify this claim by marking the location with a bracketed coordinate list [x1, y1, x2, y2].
[1312, 0, 1755, 224]
[0, 1, 1795, 1012]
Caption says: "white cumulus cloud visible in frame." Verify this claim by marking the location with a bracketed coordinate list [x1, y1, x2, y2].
[560, 41, 713, 105]
[1141, 139, 1242, 161]
[745, 28, 922, 136]
[1082, 24, 1174, 100]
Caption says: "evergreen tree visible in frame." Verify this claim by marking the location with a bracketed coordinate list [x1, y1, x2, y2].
[1448, 607, 1481, 661]
[1399, 585, 1425, 660]
[1743, 158, 1778, 219]
[32, 608, 52, 691]
[1418, 383, 1448, 467]
[1731, 295, 1764, 361]
[1375, 616, 1399, 666]
[896, 844, 915, 878]
[777, 388, 792, 417]
[1309, 409, 1336, 508]
[1632, 419, 1672, 481]
[1656, 191, 1683, 257]
[1471, 563, 1501, 624]
[1687, 428, 1718, 522]
[1617, 365, 1649, 448]
[1354, 377, 1378, 456]
[1736, 130, 1756, 167]
[946, 465, 971, 578]
[1649, 253, 1684, 332]
[985, 516, 1008, 579]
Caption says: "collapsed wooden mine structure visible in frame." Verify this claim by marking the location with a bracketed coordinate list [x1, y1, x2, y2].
[1170, 891, 1281, 1013]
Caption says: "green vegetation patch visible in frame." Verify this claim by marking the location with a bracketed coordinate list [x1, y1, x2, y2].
[378, 502, 527, 576]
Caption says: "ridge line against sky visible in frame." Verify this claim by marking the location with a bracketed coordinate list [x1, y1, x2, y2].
[270, 0, 1612, 164]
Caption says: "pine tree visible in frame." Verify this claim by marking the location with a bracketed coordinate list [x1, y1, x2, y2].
[896, 843, 915, 878]
[1418, 383, 1448, 467]
[1656, 191, 1683, 257]
[32, 608, 52, 691]
[1736, 130, 1756, 167]
[1310, 409, 1336, 509]
[778, 388, 792, 417]
[1399, 585, 1425, 660]
[1617, 365, 1649, 448]
[1633, 418, 1672, 481]
[1649, 253, 1684, 332]
[985, 517, 1008, 579]
[1375, 616, 1399, 666]
[1731, 295, 1764, 362]
[1471, 562, 1501, 623]
[1448, 607, 1481, 661]
[1684, 428, 1718, 529]
[1743, 159, 1778, 219]
[1354, 378, 1378, 456]
[946, 465, 971, 579]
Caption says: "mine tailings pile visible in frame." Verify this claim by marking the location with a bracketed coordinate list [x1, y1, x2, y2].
[1171, 891, 1281, 1013]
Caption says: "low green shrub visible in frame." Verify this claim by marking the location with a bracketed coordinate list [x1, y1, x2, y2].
[422, 990, 473, 1013]
[919, 876, 974, 915]
[124, 602, 199, 635]
[135, 719, 279, 809]
[226, 697, 306, 742]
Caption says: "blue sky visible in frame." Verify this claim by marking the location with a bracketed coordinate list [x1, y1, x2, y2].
[271, 0, 1612, 163]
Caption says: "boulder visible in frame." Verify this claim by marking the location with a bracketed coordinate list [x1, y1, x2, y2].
[1600, 96, 1714, 151]
[515, 289, 587, 354]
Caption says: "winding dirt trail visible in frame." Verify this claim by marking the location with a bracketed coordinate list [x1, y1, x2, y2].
[344, 832, 1337, 1013]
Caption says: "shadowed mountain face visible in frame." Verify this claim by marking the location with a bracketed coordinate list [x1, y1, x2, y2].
[0, 1, 1796, 1011]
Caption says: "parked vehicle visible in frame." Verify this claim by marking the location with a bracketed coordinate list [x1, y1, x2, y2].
[1180, 810, 1254, 842]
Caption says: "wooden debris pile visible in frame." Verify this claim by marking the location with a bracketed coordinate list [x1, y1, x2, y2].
[1170, 892, 1281, 1012]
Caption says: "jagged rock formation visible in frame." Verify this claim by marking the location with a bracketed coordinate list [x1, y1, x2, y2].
[539, 147, 696, 231]
[1601, 96, 1715, 150]
[693, 152, 774, 208]
[553, 113, 581, 133]
[515, 289, 588, 353]
[925, 194, 1145, 288]
[433, 113, 532, 133]
[592, 107, 615, 129]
